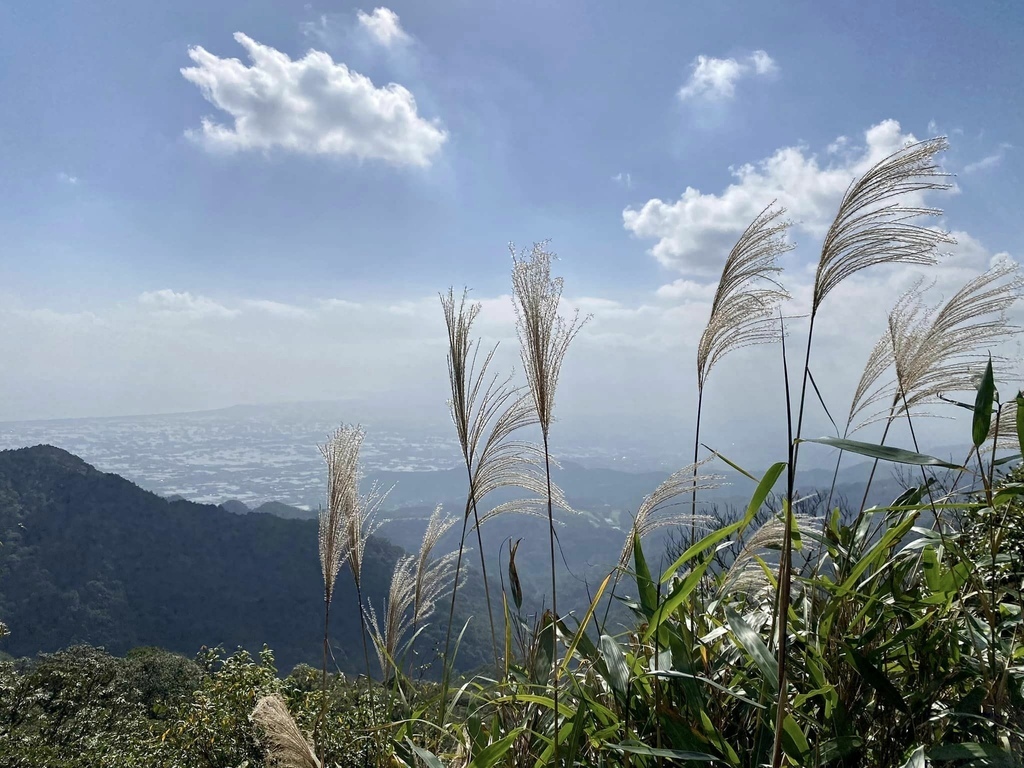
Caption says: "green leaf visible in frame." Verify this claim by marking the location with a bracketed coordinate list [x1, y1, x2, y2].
[929, 742, 1015, 766]
[466, 728, 525, 768]
[558, 574, 609, 676]
[801, 437, 964, 469]
[973, 357, 996, 447]
[508, 538, 523, 612]
[724, 606, 778, 690]
[607, 741, 720, 762]
[599, 634, 631, 696]
[842, 645, 909, 714]
[633, 534, 658, 620]
[1017, 392, 1024, 457]
[780, 713, 810, 762]
[703, 447, 758, 481]
[407, 740, 445, 768]
[897, 746, 926, 768]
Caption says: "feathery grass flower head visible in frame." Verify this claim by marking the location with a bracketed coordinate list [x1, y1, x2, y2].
[813, 137, 954, 314]
[618, 460, 722, 568]
[318, 424, 385, 597]
[318, 424, 365, 605]
[697, 203, 793, 392]
[510, 242, 589, 437]
[370, 505, 459, 675]
[251, 694, 320, 768]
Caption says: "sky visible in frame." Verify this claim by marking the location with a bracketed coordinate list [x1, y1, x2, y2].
[1, 0, 1022, 467]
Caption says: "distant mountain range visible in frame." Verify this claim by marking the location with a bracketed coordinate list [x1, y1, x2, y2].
[0, 445, 491, 674]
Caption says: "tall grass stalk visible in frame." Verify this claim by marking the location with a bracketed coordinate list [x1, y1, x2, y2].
[693, 204, 792, 539]
[511, 242, 587, 766]
[773, 137, 952, 768]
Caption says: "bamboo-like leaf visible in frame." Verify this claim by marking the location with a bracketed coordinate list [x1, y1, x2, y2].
[801, 437, 963, 469]
[465, 729, 525, 768]
[608, 742, 720, 762]
[928, 743, 1015, 766]
[724, 606, 778, 690]
[632, 534, 658, 619]
[973, 357, 995, 447]
[558, 574, 610, 676]
[599, 634, 631, 697]
[842, 644, 910, 714]
[407, 740, 444, 768]
[1015, 391, 1024, 456]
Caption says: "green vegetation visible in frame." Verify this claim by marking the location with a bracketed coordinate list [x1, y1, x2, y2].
[0, 644, 388, 767]
[0, 445, 492, 675]
[3, 135, 1024, 767]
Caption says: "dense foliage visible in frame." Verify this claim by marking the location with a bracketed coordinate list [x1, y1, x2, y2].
[0, 644, 389, 767]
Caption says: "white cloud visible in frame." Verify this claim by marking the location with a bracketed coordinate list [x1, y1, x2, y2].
[678, 50, 777, 102]
[356, 7, 410, 47]
[139, 290, 239, 319]
[180, 33, 446, 166]
[623, 119, 930, 275]
[58, 172, 79, 185]
[242, 299, 310, 318]
[612, 172, 633, 188]
[2, 231, 1018, 466]
[963, 143, 1011, 174]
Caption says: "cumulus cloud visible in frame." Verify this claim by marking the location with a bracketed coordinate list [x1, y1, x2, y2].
[356, 7, 410, 47]
[139, 290, 239, 319]
[180, 33, 446, 166]
[623, 119, 933, 274]
[678, 50, 777, 102]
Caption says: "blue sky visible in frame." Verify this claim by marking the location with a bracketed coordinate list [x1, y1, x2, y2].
[1, 0, 1022, 464]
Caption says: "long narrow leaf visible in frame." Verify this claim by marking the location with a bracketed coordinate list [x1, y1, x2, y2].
[801, 437, 964, 469]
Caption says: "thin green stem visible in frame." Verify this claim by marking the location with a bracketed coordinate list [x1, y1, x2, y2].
[465, 467, 501, 670]
[543, 429, 560, 768]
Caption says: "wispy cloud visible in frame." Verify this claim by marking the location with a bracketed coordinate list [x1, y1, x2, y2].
[139, 289, 239, 319]
[57, 172, 79, 185]
[181, 33, 446, 166]
[963, 143, 1011, 174]
[678, 50, 777, 102]
[612, 172, 633, 189]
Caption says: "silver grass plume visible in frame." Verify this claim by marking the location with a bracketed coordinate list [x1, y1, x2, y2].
[696, 203, 793, 393]
[318, 424, 364, 607]
[851, 263, 1023, 432]
[892, 262, 1022, 416]
[251, 694, 320, 768]
[812, 137, 954, 313]
[618, 461, 721, 569]
[511, 242, 589, 438]
[442, 288, 560, 512]
[719, 514, 817, 600]
[413, 505, 460, 623]
[440, 287, 570, 672]
[778, 137, 952, 768]
[846, 281, 927, 434]
[370, 506, 459, 677]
